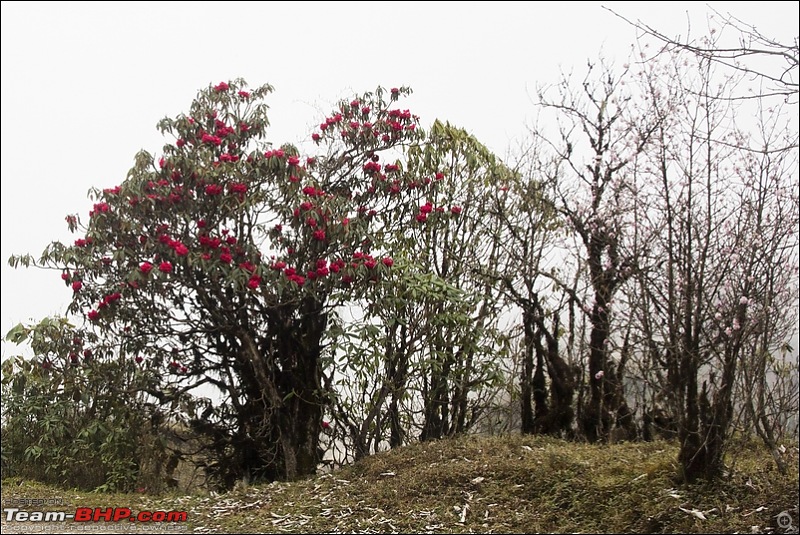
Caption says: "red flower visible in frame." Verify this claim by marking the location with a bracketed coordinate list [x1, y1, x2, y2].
[220, 252, 233, 264]
[88, 310, 100, 322]
[214, 81, 230, 92]
[238, 90, 250, 98]
[72, 280, 82, 292]
[61, 272, 70, 281]
[382, 257, 394, 267]
[416, 213, 428, 223]
[313, 230, 326, 241]
[365, 259, 377, 269]
[159, 261, 173, 273]
[312, 133, 321, 142]
[135, 356, 144, 364]
[205, 184, 223, 196]
[174, 243, 189, 256]
[420, 202, 433, 214]
[288, 156, 300, 166]
[229, 183, 248, 195]
[450, 206, 462, 215]
[247, 275, 261, 289]
[197, 219, 207, 228]
[176, 138, 186, 148]
[201, 133, 222, 146]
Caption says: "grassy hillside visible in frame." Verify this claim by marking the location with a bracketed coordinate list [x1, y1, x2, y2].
[2, 434, 798, 533]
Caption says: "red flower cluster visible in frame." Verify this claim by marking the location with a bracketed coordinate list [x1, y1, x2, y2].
[159, 261, 173, 273]
[205, 184, 223, 196]
[264, 149, 285, 159]
[229, 183, 248, 195]
[364, 161, 382, 174]
[201, 133, 222, 146]
[213, 81, 230, 92]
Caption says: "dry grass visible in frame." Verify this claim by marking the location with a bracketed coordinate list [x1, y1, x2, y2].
[2, 434, 798, 534]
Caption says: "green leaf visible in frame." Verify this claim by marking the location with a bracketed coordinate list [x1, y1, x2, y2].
[5, 323, 28, 344]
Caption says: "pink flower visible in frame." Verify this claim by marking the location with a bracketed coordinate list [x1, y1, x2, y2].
[214, 81, 230, 92]
[739, 296, 749, 305]
[159, 261, 173, 273]
[594, 370, 605, 380]
[238, 90, 250, 98]
[312, 133, 321, 142]
[288, 156, 300, 166]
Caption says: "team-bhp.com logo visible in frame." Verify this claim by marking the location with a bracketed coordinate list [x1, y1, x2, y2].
[4, 507, 188, 523]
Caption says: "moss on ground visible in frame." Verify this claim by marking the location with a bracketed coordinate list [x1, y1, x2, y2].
[2, 434, 798, 533]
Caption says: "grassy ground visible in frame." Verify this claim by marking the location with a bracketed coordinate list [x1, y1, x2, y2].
[1, 434, 798, 534]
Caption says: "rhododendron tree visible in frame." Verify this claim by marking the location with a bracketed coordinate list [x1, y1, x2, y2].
[9, 79, 455, 486]
[321, 121, 512, 461]
[530, 58, 662, 443]
[628, 45, 799, 482]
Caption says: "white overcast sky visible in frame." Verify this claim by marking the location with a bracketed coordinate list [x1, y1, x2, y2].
[2, 1, 798, 359]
